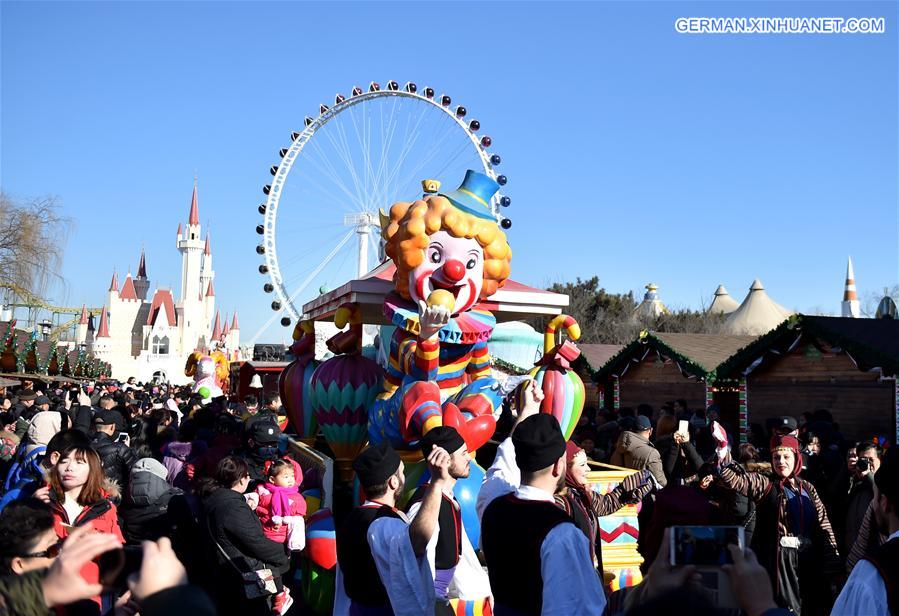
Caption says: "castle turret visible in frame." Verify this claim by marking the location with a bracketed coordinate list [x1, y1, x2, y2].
[76, 304, 88, 344]
[228, 312, 240, 356]
[204, 279, 216, 327]
[92, 305, 112, 359]
[200, 233, 214, 291]
[841, 257, 860, 318]
[134, 249, 150, 301]
[211, 310, 222, 342]
[177, 182, 206, 353]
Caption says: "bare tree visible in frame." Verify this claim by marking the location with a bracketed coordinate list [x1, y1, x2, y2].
[861, 285, 899, 317]
[0, 192, 71, 299]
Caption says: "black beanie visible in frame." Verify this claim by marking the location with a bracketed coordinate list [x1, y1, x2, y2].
[419, 426, 466, 457]
[512, 414, 566, 473]
[353, 442, 401, 488]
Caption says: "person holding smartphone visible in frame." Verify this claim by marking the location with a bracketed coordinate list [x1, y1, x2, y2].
[711, 430, 840, 614]
[90, 410, 137, 497]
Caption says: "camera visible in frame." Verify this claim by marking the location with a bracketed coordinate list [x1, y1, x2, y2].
[856, 458, 870, 472]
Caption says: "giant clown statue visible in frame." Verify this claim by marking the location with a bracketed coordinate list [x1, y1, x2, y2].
[369, 170, 512, 450]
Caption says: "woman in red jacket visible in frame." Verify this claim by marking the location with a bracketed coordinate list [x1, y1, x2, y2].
[48, 443, 124, 612]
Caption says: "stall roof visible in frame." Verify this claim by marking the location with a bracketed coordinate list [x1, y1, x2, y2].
[593, 332, 758, 382]
[577, 344, 625, 375]
[302, 261, 569, 324]
[717, 315, 899, 378]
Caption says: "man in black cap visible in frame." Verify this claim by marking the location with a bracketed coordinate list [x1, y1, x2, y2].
[478, 380, 606, 615]
[609, 414, 666, 488]
[90, 409, 136, 492]
[772, 416, 799, 437]
[32, 396, 51, 414]
[241, 419, 281, 489]
[12, 389, 37, 440]
[335, 441, 452, 615]
[405, 426, 491, 612]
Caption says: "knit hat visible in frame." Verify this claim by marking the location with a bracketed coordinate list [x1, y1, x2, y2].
[770, 434, 801, 478]
[634, 415, 652, 431]
[26, 410, 62, 454]
[132, 457, 168, 482]
[353, 442, 401, 488]
[512, 414, 566, 473]
[419, 426, 466, 457]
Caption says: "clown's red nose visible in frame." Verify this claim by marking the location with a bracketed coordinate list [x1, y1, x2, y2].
[442, 259, 465, 283]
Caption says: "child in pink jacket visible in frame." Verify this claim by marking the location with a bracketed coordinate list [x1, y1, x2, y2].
[253, 457, 306, 615]
[255, 457, 307, 545]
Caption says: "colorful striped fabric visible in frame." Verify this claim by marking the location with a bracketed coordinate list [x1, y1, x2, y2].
[448, 597, 492, 616]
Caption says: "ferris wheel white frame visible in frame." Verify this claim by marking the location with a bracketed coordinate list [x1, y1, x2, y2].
[255, 82, 510, 329]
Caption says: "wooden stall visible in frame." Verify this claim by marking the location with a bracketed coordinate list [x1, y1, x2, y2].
[592, 331, 757, 426]
[575, 344, 624, 408]
[717, 315, 899, 444]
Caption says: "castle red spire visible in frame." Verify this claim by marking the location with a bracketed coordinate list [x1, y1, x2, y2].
[231, 312, 239, 330]
[176, 222, 182, 237]
[222, 313, 231, 337]
[79, 304, 88, 325]
[120, 274, 138, 300]
[109, 270, 119, 293]
[137, 249, 147, 279]
[211, 311, 222, 340]
[96, 306, 110, 338]
[205, 279, 215, 297]
[188, 183, 200, 226]
[204, 233, 211, 256]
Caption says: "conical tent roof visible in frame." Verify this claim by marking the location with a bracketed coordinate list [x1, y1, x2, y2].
[709, 284, 740, 315]
[724, 279, 793, 335]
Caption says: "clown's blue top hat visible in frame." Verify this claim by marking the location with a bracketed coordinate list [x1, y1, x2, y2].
[439, 170, 499, 221]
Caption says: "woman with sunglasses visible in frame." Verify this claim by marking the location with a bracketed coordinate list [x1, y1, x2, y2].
[0, 498, 61, 575]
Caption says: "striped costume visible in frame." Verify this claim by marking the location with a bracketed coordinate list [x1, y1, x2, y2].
[369, 294, 503, 448]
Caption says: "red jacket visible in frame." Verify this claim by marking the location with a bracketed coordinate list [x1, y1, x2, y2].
[50, 493, 125, 609]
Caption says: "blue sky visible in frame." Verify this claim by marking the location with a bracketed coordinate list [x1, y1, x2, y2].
[2, 1, 897, 342]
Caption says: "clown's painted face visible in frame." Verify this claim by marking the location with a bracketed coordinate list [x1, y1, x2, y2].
[409, 230, 484, 315]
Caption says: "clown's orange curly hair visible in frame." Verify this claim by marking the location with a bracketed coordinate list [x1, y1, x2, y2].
[382, 195, 512, 300]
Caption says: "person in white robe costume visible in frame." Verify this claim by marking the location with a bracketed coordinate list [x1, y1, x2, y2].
[405, 426, 492, 613]
[334, 442, 451, 616]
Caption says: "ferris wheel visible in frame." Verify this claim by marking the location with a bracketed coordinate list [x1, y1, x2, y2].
[251, 80, 512, 342]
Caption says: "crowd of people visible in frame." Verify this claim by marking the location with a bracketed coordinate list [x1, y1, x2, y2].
[0, 377, 895, 616]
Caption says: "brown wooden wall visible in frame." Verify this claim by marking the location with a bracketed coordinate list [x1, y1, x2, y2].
[616, 355, 706, 411]
[746, 341, 895, 443]
[574, 365, 600, 408]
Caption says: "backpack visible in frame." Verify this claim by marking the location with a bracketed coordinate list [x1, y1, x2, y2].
[0, 445, 46, 511]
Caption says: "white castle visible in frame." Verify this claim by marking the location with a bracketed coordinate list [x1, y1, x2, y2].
[77, 183, 239, 383]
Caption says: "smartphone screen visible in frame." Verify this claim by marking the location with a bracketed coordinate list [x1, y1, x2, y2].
[670, 526, 743, 567]
[97, 548, 125, 587]
[678, 420, 689, 435]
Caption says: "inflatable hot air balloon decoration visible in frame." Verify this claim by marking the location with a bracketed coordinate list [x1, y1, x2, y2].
[279, 320, 319, 442]
[309, 303, 382, 481]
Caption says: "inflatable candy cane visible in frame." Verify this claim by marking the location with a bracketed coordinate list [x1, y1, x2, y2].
[528, 315, 586, 441]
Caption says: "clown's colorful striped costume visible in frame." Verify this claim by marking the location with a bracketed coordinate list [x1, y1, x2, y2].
[368, 294, 503, 447]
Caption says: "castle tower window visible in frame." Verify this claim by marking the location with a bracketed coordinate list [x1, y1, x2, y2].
[152, 335, 169, 355]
